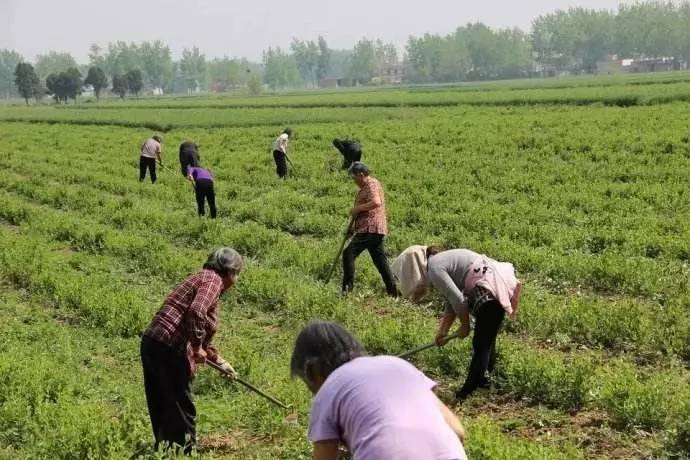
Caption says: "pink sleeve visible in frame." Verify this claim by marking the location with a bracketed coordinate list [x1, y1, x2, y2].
[308, 386, 340, 443]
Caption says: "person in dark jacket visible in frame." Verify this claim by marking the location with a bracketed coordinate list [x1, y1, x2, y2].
[332, 138, 362, 169]
[179, 141, 201, 177]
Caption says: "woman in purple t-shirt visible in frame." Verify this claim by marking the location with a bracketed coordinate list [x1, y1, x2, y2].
[291, 322, 467, 460]
[187, 165, 216, 218]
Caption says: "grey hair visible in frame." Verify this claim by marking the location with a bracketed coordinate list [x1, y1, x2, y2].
[203, 247, 243, 278]
[348, 161, 369, 177]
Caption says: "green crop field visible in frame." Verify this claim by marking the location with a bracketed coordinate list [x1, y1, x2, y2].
[0, 76, 689, 460]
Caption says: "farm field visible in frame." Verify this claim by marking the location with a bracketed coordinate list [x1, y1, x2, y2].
[0, 76, 689, 459]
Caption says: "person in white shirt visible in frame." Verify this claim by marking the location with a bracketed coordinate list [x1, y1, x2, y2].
[272, 128, 292, 178]
[140, 134, 163, 183]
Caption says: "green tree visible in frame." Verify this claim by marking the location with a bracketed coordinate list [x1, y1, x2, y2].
[247, 73, 262, 95]
[112, 74, 128, 99]
[63, 68, 83, 102]
[140, 40, 173, 90]
[317, 36, 331, 83]
[34, 51, 78, 80]
[84, 66, 108, 100]
[88, 44, 106, 68]
[0, 49, 23, 98]
[179, 47, 207, 92]
[126, 69, 143, 97]
[406, 34, 444, 82]
[46, 72, 66, 103]
[348, 38, 376, 84]
[436, 33, 471, 82]
[14, 62, 40, 105]
[375, 40, 399, 68]
[208, 57, 245, 91]
[103, 41, 141, 78]
[291, 39, 320, 86]
[532, 8, 612, 73]
[262, 47, 301, 89]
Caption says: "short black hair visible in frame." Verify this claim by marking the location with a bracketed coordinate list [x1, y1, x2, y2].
[290, 322, 366, 381]
[152, 135, 162, 143]
[283, 127, 293, 137]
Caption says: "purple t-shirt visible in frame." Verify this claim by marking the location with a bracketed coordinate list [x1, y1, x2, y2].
[187, 166, 213, 181]
[308, 356, 467, 460]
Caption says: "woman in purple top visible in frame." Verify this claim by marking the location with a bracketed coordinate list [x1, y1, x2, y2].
[291, 322, 467, 460]
[187, 165, 216, 219]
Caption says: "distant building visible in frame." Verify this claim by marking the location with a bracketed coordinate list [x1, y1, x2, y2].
[597, 55, 687, 74]
[318, 77, 353, 88]
[152, 87, 164, 96]
[377, 64, 406, 85]
[530, 64, 569, 78]
[81, 85, 95, 98]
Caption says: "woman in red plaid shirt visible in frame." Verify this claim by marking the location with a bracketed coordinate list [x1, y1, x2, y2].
[140, 247, 243, 455]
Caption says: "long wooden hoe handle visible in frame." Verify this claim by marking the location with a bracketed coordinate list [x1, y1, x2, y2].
[396, 332, 463, 359]
[324, 218, 354, 284]
[206, 360, 291, 410]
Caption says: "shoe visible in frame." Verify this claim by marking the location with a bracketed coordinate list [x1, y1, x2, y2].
[454, 389, 470, 403]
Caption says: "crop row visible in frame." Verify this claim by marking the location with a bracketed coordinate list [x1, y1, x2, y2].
[0, 105, 420, 132]
[2, 118, 688, 300]
[1, 170, 688, 364]
[37, 78, 690, 109]
[1, 119, 689, 357]
[1, 211, 688, 456]
[1, 286, 597, 460]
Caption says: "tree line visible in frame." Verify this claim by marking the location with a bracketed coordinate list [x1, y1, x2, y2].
[4, 0, 690, 99]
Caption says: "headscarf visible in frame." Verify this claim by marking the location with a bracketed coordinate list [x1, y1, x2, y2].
[392, 245, 429, 299]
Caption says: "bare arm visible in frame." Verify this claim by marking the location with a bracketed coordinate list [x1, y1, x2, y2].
[510, 281, 522, 318]
[352, 197, 381, 214]
[351, 182, 382, 216]
[313, 440, 340, 460]
[436, 397, 465, 442]
[428, 268, 470, 333]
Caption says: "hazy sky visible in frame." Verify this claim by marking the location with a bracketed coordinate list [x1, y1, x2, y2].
[2, 0, 630, 63]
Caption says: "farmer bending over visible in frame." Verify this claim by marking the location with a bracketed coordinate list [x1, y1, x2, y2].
[426, 247, 522, 401]
[291, 321, 467, 460]
[332, 138, 362, 170]
[272, 127, 292, 178]
[342, 162, 398, 297]
[140, 248, 242, 454]
[140, 134, 162, 183]
[179, 141, 201, 177]
[187, 164, 216, 218]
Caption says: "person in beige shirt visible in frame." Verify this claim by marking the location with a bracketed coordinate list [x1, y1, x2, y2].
[140, 134, 163, 183]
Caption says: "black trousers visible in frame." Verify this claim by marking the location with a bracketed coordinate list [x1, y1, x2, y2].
[194, 179, 216, 218]
[139, 156, 157, 183]
[273, 150, 287, 178]
[140, 335, 196, 454]
[342, 233, 397, 296]
[457, 300, 505, 398]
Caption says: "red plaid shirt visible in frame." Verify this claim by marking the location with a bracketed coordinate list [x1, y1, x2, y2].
[353, 176, 388, 235]
[145, 269, 224, 357]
